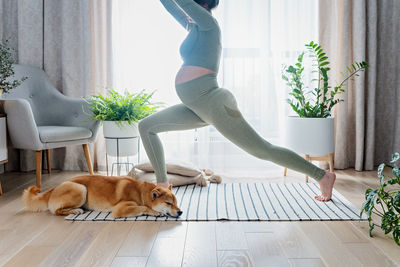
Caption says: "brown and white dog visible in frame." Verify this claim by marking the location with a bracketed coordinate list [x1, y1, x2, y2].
[22, 175, 182, 218]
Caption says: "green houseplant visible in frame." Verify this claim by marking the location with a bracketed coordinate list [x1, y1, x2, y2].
[361, 152, 400, 246]
[0, 40, 27, 96]
[281, 41, 368, 161]
[85, 89, 160, 127]
[282, 41, 368, 118]
[84, 89, 161, 157]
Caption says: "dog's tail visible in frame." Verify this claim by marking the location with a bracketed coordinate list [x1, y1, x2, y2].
[22, 186, 54, 212]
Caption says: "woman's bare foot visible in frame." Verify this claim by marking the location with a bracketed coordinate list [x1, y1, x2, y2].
[315, 171, 336, 201]
[157, 181, 170, 189]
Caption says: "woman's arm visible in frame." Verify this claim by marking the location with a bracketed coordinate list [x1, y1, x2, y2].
[160, 0, 191, 30]
[174, 0, 217, 31]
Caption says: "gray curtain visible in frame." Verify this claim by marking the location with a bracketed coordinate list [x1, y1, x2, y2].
[0, 0, 112, 172]
[319, 0, 400, 171]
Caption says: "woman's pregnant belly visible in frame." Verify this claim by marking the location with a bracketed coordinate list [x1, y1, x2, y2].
[175, 65, 216, 85]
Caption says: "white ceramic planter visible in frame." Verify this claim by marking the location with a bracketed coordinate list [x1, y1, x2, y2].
[103, 121, 139, 157]
[284, 116, 334, 157]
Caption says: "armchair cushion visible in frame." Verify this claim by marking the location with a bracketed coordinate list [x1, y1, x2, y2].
[38, 126, 92, 143]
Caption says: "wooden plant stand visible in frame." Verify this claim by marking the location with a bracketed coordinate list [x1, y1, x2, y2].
[284, 153, 334, 182]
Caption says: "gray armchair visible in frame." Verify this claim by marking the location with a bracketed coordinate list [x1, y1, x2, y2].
[1, 64, 100, 189]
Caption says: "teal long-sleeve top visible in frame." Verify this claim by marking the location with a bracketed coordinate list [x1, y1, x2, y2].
[160, 0, 222, 72]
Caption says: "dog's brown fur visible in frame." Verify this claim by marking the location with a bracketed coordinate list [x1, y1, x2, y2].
[22, 175, 181, 218]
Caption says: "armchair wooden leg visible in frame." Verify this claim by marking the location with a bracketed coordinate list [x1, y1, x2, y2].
[36, 150, 42, 190]
[329, 153, 334, 173]
[46, 149, 51, 174]
[83, 144, 94, 175]
[0, 181, 3, 195]
[283, 168, 287, 176]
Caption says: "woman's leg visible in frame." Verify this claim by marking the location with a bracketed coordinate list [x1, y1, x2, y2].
[180, 85, 335, 200]
[139, 104, 208, 183]
[175, 75, 326, 180]
[183, 87, 326, 180]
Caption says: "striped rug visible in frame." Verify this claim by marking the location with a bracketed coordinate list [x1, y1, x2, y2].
[66, 183, 366, 221]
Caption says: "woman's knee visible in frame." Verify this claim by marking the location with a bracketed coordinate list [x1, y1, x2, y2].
[138, 117, 153, 136]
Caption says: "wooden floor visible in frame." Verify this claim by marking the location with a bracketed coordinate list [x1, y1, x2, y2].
[0, 169, 399, 267]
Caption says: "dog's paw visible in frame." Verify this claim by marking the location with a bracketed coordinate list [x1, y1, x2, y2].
[70, 208, 84, 215]
[208, 174, 222, 184]
[147, 210, 163, 217]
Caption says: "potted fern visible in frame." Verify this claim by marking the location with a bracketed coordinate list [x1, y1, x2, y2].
[282, 41, 368, 157]
[85, 89, 160, 156]
[0, 40, 27, 97]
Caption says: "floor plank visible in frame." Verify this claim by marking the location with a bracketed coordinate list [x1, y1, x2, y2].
[157, 221, 188, 238]
[324, 221, 368, 243]
[217, 250, 253, 267]
[147, 237, 186, 267]
[117, 221, 160, 257]
[0, 211, 56, 264]
[297, 222, 362, 266]
[350, 221, 400, 265]
[2, 217, 75, 266]
[110, 257, 147, 267]
[345, 242, 397, 267]
[75, 222, 133, 267]
[182, 222, 217, 267]
[287, 258, 326, 267]
[275, 222, 320, 259]
[216, 222, 248, 250]
[3, 245, 54, 267]
[246, 232, 289, 267]
[241, 221, 276, 233]
[39, 222, 106, 266]
[27, 218, 76, 246]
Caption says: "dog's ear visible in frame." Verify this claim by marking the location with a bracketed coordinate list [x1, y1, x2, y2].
[151, 188, 160, 200]
[168, 184, 173, 191]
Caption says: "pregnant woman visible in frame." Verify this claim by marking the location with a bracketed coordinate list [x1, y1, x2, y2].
[139, 0, 336, 201]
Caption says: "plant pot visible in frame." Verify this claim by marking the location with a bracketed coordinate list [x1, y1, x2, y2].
[103, 121, 139, 157]
[284, 116, 334, 157]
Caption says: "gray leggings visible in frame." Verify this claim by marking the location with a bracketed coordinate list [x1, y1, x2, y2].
[139, 73, 326, 182]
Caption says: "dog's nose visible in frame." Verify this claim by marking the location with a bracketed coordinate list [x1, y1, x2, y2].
[177, 210, 183, 216]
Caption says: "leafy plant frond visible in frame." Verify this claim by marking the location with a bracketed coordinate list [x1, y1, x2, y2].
[83, 89, 163, 126]
[282, 41, 368, 118]
[361, 152, 400, 246]
[0, 40, 28, 94]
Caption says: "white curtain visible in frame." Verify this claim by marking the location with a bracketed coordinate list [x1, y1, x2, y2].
[112, 0, 318, 176]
